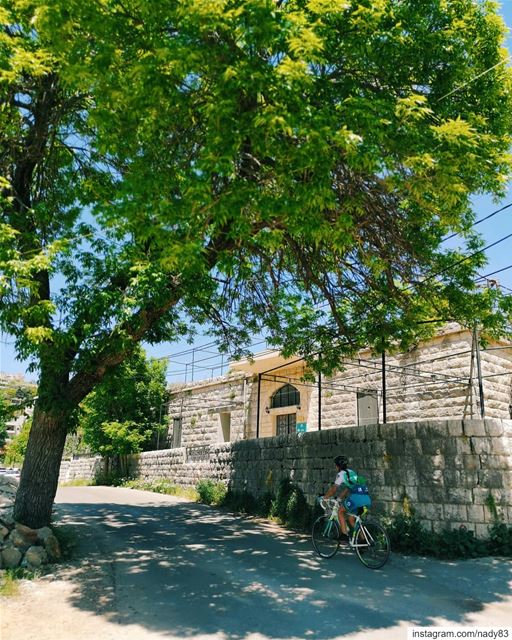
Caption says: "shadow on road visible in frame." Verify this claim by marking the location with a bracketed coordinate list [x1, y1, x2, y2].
[54, 490, 512, 640]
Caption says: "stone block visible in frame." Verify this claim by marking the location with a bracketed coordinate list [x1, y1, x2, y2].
[404, 438, 422, 456]
[365, 424, 379, 441]
[24, 546, 48, 568]
[446, 420, 464, 436]
[419, 519, 434, 533]
[443, 504, 468, 521]
[418, 485, 446, 502]
[473, 487, 508, 506]
[462, 455, 481, 471]
[478, 470, 504, 489]
[418, 421, 449, 438]
[483, 504, 507, 523]
[446, 488, 472, 504]
[491, 438, 512, 455]
[471, 437, 492, 455]
[467, 505, 485, 523]
[475, 523, 492, 538]
[404, 485, 418, 501]
[385, 439, 405, 456]
[463, 420, 486, 436]
[485, 419, 504, 437]
[485, 455, 512, 470]
[418, 503, 444, 521]
[1, 546, 22, 569]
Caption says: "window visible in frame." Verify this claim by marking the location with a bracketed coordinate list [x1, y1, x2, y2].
[276, 413, 296, 436]
[357, 391, 378, 426]
[219, 412, 231, 442]
[271, 384, 300, 409]
[172, 417, 183, 448]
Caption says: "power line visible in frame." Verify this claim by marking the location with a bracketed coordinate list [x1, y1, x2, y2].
[443, 202, 512, 243]
[475, 263, 512, 282]
[435, 55, 511, 103]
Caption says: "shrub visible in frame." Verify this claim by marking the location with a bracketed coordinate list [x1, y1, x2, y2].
[222, 490, 258, 514]
[255, 492, 274, 517]
[196, 479, 227, 506]
[488, 523, 512, 556]
[269, 479, 312, 530]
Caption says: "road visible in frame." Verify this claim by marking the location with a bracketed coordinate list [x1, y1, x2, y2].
[1, 486, 511, 640]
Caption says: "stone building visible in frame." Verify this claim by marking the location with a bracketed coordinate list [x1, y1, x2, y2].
[164, 324, 512, 448]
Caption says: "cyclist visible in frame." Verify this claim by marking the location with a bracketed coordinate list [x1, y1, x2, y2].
[323, 455, 371, 540]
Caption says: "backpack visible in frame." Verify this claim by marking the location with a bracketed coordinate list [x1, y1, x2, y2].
[345, 468, 370, 496]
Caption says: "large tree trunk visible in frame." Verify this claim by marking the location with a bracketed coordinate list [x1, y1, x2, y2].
[13, 404, 70, 529]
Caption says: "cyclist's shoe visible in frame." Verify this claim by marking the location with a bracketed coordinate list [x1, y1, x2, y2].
[338, 532, 349, 544]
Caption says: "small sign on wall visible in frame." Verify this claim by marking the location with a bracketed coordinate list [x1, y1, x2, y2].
[296, 422, 307, 433]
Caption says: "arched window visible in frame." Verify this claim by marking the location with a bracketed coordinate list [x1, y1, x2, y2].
[271, 384, 300, 409]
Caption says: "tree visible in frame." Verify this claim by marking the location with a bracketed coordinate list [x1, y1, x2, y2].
[3, 418, 31, 466]
[1, 0, 512, 527]
[78, 348, 169, 458]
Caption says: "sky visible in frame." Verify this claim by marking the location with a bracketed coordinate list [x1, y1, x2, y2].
[2, 2, 512, 381]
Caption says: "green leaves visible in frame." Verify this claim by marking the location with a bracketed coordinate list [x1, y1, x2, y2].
[79, 348, 168, 456]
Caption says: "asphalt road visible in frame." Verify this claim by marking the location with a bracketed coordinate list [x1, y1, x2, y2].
[2, 486, 511, 640]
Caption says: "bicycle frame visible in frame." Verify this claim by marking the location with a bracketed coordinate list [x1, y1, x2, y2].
[319, 498, 371, 549]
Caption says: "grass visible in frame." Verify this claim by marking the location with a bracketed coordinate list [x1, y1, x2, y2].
[120, 478, 199, 501]
[0, 568, 39, 597]
[58, 478, 94, 487]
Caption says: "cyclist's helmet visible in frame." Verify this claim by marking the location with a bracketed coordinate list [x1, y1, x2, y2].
[334, 455, 348, 469]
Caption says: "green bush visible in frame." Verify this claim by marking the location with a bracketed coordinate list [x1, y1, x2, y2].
[488, 523, 512, 556]
[196, 479, 227, 506]
[270, 478, 293, 520]
[385, 513, 512, 559]
[436, 526, 487, 559]
[269, 479, 312, 530]
[387, 514, 435, 555]
[255, 492, 274, 517]
[222, 490, 258, 514]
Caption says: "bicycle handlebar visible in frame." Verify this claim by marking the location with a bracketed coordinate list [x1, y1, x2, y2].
[317, 496, 338, 511]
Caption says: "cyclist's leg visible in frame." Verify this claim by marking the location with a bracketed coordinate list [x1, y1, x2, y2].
[337, 503, 349, 535]
[345, 495, 371, 539]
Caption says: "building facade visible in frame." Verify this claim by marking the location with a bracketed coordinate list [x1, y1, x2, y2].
[164, 325, 512, 448]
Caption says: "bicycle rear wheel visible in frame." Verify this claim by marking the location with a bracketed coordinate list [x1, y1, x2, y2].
[312, 515, 341, 558]
[354, 520, 390, 569]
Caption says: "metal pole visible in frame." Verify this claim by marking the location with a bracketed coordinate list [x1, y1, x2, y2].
[382, 349, 387, 424]
[318, 370, 322, 431]
[473, 325, 485, 419]
[256, 373, 262, 438]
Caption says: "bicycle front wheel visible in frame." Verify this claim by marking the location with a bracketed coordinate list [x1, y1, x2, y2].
[312, 515, 341, 558]
[354, 520, 390, 569]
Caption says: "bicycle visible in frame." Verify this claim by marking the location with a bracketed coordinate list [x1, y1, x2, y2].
[312, 497, 391, 569]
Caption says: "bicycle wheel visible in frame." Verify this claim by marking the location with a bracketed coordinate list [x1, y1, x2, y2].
[312, 515, 341, 558]
[354, 520, 390, 569]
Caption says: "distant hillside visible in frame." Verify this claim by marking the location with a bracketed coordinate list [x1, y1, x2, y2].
[0, 375, 37, 411]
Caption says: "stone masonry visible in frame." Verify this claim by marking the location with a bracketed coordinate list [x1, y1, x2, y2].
[62, 418, 512, 537]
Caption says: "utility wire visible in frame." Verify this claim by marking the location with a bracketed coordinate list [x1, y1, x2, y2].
[443, 202, 512, 243]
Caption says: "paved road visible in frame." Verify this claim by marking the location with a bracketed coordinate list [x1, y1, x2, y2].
[2, 486, 511, 640]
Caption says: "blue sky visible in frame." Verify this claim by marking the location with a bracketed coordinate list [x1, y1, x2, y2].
[2, 2, 512, 379]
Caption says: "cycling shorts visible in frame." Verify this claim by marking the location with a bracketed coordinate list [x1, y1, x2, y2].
[343, 493, 372, 514]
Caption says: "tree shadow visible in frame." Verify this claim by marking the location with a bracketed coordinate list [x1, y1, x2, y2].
[53, 490, 512, 640]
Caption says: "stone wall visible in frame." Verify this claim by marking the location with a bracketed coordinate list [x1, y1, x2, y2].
[62, 419, 512, 536]
[59, 455, 105, 484]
